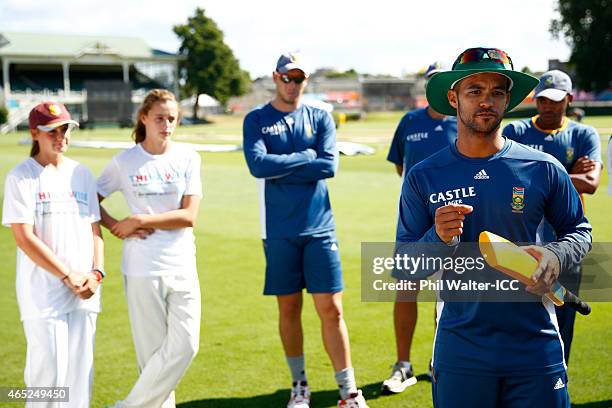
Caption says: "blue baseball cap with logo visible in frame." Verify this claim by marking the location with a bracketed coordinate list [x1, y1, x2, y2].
[276, 52, 309, 77]
[424, 61, 448, 79]
[534, 70, 572, 102]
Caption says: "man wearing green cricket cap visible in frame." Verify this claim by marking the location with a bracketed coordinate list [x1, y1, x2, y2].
[394, 47, 592, 407]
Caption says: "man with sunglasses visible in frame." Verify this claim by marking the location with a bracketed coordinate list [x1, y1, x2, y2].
[383, 61, 457, 394]
[502, 70, 602, 367]
[243, 52, 369, 408]
[395, 47, 591, 407]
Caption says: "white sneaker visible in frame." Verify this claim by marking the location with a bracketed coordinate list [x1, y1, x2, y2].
[381, 362, 417, 394]
[338, 389, 369, 407]
[287, 381, 311, 408]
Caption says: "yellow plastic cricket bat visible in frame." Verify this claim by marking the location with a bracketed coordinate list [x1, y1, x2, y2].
[478, 231, 591, 315]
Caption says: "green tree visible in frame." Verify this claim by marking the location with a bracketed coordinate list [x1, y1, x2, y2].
[174, 8, 251, 118]
[550, 0, 612, 92]
[325, 69, 359, 79]
[521, 66, 534, 75]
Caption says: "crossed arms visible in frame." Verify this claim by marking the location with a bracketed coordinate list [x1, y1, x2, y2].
[243, 111, 338, 183]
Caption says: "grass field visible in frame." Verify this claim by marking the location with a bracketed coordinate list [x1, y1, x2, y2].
[0, 113, 611, 407]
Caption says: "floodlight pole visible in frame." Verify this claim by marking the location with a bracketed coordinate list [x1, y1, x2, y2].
[122, 61, 130, 84]
[62, 61, 70, 96]
[3, 58, 10, 102]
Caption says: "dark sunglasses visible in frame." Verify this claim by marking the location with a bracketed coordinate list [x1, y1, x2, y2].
[453, 48, 514, 70]
[278, 74, 306, 84]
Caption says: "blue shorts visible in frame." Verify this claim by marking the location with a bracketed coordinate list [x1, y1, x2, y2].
[263, 231, 343, 295]
[432, 370, 570, 408]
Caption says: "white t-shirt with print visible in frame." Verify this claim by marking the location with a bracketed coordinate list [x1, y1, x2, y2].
[2, 157, 101, 321]
[97, 143, 202, 277]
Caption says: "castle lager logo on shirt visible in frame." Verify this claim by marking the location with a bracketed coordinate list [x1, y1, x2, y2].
[566, 147, 574, 163]
[511, 187, 525, 213]
[429, 186, 476, 205]
[526, 144, 544, 151]
[406, 132, 429, 142]
[261, 122, 288, 136]
[48, 104, 62, 116]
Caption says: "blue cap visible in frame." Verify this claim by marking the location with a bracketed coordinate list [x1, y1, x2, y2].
[534, 70, 572, 102]
[424, 61, 448, 79]
[276, 52, 309, 76]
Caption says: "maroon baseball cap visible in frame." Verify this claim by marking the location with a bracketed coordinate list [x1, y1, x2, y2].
[29, 102, 79, 131]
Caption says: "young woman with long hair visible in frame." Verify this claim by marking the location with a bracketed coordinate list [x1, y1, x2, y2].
[98, 89, 202, 408]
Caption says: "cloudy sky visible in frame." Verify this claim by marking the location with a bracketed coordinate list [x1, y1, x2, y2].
[1, 0, 571, 78]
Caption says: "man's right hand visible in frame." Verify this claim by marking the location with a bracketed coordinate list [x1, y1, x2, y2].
[434, 204, 474, 244]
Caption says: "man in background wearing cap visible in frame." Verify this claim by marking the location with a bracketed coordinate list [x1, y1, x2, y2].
[3, 102, 103, 407]
[396, 48, 591, 407]
[503, 70, 602, 365]
[382, 61, 457, 394]
[243, 52, 368, 408]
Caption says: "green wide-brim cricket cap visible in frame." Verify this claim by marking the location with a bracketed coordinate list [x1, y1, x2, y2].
[426, 60, 539, 116]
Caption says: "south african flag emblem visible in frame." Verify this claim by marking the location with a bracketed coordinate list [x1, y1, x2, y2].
[511, 187, 525, 213]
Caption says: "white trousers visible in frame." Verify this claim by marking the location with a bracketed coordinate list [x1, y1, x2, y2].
[22, 309, 97, 408]
[117, 274, 201, 408]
